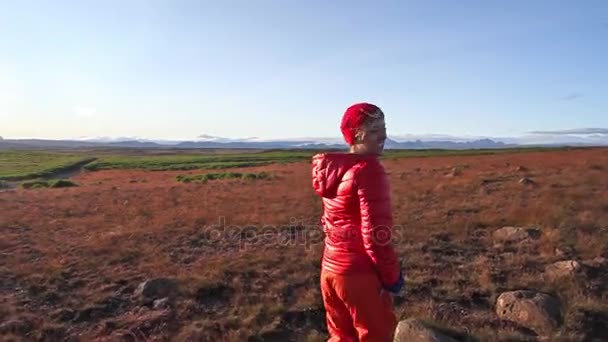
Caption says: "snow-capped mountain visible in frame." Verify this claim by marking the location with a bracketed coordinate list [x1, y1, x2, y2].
[2, 129, 607, 150]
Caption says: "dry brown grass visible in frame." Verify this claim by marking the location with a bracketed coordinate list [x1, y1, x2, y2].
[1, 148, 607, 340]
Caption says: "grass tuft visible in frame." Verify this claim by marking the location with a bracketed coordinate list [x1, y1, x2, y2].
[21, 179, 78, 189]
[176, 172, 272, 183]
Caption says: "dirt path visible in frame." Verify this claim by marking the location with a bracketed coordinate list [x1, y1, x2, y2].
[0, 182, 17, 191]
[0, 158, 96, 192]
[44, 158, 97, 180]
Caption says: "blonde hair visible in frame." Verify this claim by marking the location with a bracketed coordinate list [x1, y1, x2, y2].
[353, 110, 385, 143]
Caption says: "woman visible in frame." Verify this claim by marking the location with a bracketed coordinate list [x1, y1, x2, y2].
[312, 102, 404, 342]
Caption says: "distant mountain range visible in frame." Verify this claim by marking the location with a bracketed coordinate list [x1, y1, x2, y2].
[1, 132, 607, 150]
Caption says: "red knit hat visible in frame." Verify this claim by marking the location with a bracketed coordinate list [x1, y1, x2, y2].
[340, 102, 384, 145]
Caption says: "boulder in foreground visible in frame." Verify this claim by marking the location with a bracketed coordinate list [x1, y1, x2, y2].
[496, 290, 562, 336]
[393, 318, 458, 342]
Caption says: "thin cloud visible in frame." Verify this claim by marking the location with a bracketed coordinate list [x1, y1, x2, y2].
[557, 93, 583, 101]
[530, 128, 608, 135]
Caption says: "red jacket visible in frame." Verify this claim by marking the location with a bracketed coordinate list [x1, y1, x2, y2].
[312, 152, 400, 287]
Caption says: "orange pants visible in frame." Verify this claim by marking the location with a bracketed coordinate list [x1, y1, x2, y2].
[320, 269, 397, 342]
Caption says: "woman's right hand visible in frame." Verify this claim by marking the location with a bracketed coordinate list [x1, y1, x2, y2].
[385, 270, 405, 294]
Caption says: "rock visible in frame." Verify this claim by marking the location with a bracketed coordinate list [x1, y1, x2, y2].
[134, 278, 178, 300]
[153, 297, 171, 310]
[0, 319, 33, 335]
[514, 166, 529, 172]
[496, 290, 562, 335]
[519, 177, 535, 186]
[445, 167, 462, 178]
[393, 318, 458, 342]
[545, 260, 582, 280]
[492, 226, 539, 244]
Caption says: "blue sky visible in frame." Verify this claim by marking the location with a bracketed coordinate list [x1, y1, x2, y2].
[1, 0, 607, 140]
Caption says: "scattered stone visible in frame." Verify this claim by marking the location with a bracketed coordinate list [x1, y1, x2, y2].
[393, 318, 458, 342]
[445, 167, 462, 178]
[153, 297, 171, 310]
[519, 177, 535, 186]
[492, 226, 539, 244]
[496, 290, 562, 336]
[134, 278, 178, 300]
[545, 260, 582, 280]
[514, 166, 529, 172]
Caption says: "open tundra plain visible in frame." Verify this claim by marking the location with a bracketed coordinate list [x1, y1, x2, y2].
[1, 147, 607, 341]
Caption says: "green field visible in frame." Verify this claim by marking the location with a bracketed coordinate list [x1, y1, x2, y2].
[0, 147, 574, 181]
[83, 150, 311, 171]
[84, 147, 571, 172]
[380, 147, 571, 159]
[0, 151, 96, 181]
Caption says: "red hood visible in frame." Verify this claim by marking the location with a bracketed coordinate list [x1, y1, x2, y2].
[311, 152, 376, 198]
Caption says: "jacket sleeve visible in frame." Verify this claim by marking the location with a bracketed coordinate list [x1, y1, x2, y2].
[355, 159, 401, 287]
